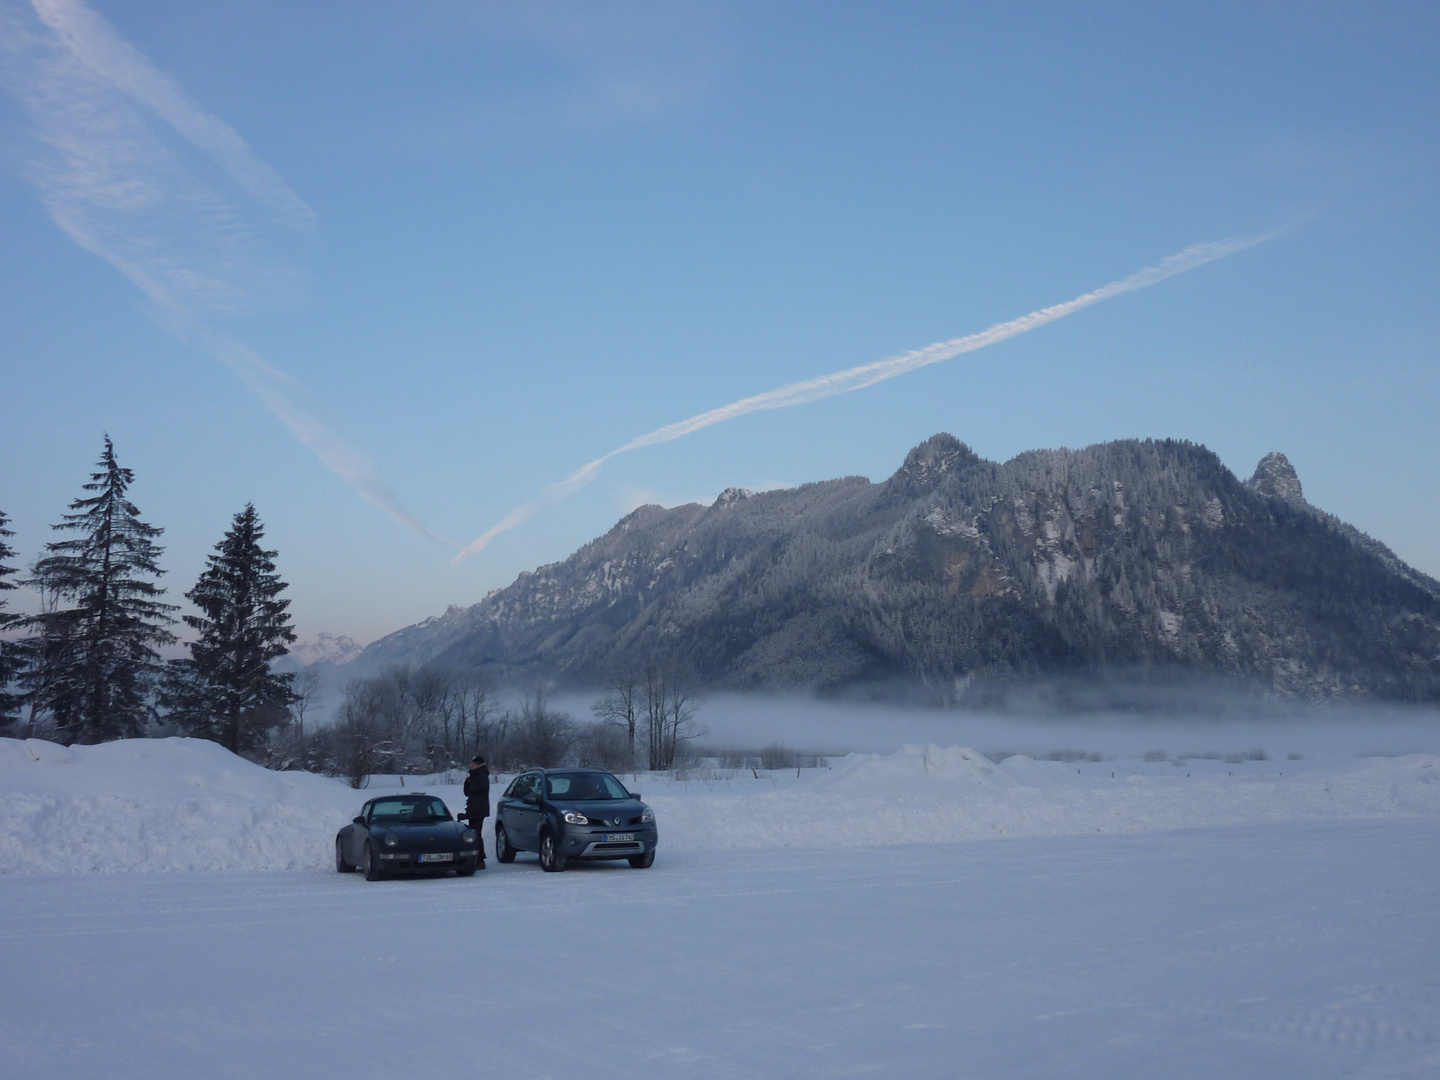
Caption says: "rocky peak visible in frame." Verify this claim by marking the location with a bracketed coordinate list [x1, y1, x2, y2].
[891, 433, 978, 491]
[1248, 452, 1305, 505]
[714, 487, 754, 509]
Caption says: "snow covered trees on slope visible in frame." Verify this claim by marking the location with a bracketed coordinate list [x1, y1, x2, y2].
[164, 504, 297, 755]
[25, 437, 177, 743]
[355, 436, 1440, 702]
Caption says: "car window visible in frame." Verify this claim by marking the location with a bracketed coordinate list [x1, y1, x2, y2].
[367, 796, 450, 822]
[506, 774, 539, 800]
[546, 772, 630, 800]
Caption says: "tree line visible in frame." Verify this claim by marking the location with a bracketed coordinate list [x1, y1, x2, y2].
[283, 659, 707, 789]
[0, 436, 709, 779]
[0, 436, 297, 753]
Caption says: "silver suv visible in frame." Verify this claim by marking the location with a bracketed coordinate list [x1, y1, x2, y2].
[494, 768, 657, 871]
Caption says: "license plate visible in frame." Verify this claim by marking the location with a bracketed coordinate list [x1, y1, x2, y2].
[417, 852, 454, 863]
[603, 833, 635, 843]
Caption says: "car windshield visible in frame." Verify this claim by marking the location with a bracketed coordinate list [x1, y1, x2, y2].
[546, 772, 631, 801]
[368, 797, 451, 823]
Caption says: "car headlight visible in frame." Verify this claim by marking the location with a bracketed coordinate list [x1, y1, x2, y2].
[641, 807, 655, 824]
[461, 829, 478, 844]
[562, 810, 588, 826]
[382, 831, 398, 848]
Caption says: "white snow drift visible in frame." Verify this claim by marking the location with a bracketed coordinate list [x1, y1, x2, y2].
[2, 735, 1438, 874]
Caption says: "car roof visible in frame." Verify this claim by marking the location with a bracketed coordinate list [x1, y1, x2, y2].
[363, 792, 436, 805]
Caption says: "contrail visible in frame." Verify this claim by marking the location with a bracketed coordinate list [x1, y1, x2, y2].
[190, 326, 460, 547]
[2, 0, 450, 545]
[454, 233, 1273, 563]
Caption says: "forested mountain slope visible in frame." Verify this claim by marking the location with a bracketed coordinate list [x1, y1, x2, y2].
[356, 436, 1440, 701]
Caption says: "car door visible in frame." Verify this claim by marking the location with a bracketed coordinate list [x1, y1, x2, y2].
[345, 802, 372, 863]
[497, 774, 528, 849]
[510, 772, 543, 851]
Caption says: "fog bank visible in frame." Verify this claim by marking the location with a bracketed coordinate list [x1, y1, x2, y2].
[553, 691, 1440, 763]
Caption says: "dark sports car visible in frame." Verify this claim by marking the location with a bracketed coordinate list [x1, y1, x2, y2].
[494, 768, 657, 872]
[336, 793, 481, 880]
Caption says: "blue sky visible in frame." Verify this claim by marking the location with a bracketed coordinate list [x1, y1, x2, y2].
[1, 0, 1437, 645]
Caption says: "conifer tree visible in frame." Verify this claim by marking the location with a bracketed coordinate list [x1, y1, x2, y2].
[167, 504, 296, 755]
[26, 437, 177, 743]
[0, 510, 22, 728]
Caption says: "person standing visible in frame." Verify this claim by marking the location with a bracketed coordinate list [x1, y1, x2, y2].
[463, 756, 490, 867]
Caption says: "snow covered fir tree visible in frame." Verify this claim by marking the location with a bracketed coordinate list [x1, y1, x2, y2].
[22, 437, 176, 743]
[164, 504, 297, 755]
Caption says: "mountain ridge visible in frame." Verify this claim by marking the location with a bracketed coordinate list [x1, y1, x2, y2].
[351, 435, 1440, 702]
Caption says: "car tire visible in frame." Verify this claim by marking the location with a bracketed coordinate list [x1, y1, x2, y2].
[362, 842, 386, 881]
[494, 823, 516, 864]
[628, 850, 655, 869]
[335, 839, 354, 873]
[538, 829, 566, 873]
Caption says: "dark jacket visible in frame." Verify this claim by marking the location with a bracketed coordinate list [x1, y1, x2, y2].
[463, 765, 490, 820]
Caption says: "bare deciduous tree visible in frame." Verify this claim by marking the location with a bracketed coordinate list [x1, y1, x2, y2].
[288, 668, 321, 741]
[512, 687, 573, 768]
[629, 661, 706, 770]
[591, 667, 640, 765]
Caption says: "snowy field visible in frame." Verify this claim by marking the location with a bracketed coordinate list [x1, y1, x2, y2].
[2, 733, 1439, 1077]
[3, 825, 1437, 1079]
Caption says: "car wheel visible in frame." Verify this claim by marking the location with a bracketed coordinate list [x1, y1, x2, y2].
[628, 849, 655, 869]
[494, 823, 516, 864]
[362, 842, 386, 881]
[538, 829, 566, 873]
[335, 839, 354, 873]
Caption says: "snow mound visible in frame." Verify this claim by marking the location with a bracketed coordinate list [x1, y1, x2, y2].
[0, 738, 362, 874]
[811, 744, 998, 792]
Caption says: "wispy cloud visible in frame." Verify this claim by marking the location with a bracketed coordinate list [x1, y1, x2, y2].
[454, 234, 1274, 562]
[27, 0, 313, 228]
[0, 0, 451, 545]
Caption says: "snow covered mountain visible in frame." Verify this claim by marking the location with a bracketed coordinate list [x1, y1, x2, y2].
[354, 435, 1440, 701]
[274, 632, 364, 672]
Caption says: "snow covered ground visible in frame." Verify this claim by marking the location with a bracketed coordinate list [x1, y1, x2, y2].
[2, 824, 1437, 1079]
[2, 735, 1439, 1077]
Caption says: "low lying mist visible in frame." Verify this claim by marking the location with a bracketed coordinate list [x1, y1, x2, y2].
[293, 664, 1440, 773]
[552, 685, 1440, 765]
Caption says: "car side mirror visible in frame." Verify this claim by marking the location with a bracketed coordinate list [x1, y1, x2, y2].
[352, 816, 365, 825]
[522, 794, 538, 805]
[629, 791, 640, 800]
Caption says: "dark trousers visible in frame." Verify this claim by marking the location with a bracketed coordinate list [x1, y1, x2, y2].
[467, 811, 488, 860]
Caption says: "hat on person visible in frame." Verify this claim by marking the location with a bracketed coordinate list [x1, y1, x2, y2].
[471, 756, 485, 766]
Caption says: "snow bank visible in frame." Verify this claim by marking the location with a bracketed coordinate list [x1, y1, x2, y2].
[3, 737, 1438, 873]
[0, 738, 360, 874]
[643, 744, 1440, 851]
